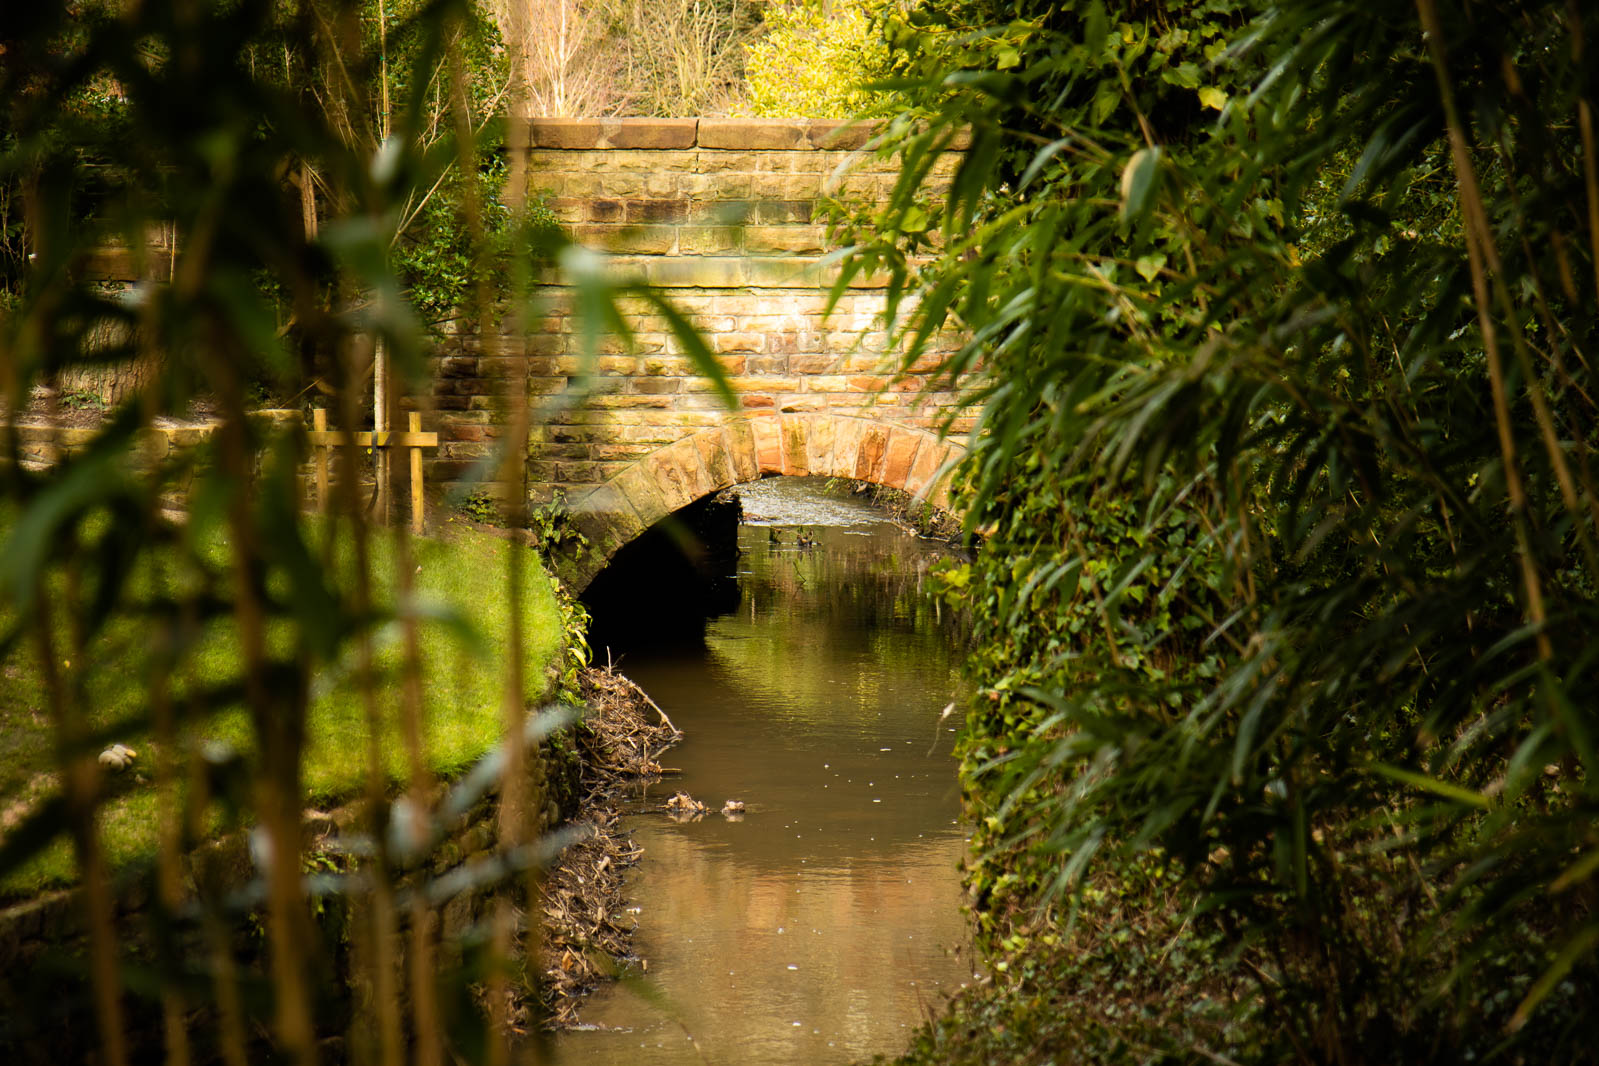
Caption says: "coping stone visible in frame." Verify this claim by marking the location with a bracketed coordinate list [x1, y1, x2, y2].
[528, 118, 699, 150]
[698, 119, 809, 151]
[805, 120, 878, 150]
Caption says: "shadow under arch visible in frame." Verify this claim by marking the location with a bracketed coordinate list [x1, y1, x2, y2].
[558, 412, 966, 592]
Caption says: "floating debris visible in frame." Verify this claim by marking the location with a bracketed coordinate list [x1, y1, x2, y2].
[538, 807, 645, 1029]
[575, 665, 683, 779]
[664, 791, 709, 820]
[97, 743, 138, 772]
[721, 799, 746, 815]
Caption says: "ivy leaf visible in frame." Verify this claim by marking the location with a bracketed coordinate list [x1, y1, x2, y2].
[1134, 253, 1166, 281]
[1094, 80, 1121, 124]
[1198, 86, 1228, 111]
[1119, 147, 1163, 224]
[1161, 62, 1201, 88]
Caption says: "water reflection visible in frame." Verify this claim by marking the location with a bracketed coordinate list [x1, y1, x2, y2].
[553, 478, 974, 1065]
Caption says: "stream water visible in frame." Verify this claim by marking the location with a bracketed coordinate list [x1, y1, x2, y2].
[555, 477, 975, 1065]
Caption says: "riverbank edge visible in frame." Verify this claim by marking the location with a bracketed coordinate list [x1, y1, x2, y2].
[0, 660, 682, 1054]
[533, 664, 683, 1029]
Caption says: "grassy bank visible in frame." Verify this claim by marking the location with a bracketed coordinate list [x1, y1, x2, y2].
[0, 517, 569, 897]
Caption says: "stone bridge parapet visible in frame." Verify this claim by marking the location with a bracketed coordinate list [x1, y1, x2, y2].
[426, 118, 975, 586]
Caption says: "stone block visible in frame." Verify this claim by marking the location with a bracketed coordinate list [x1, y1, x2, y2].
[574, 224, 676, 255]
[528, 376, 570, 396]
[905, 439, 949, 497]
[597, 174, 648, 198]
[928, 464, 960, 510]
[779, 416, 810, 476]
[644, 172, 687, 198]
[699, 119, 808, 150]
[750, 173, 793, 201]
[881, 427, 925, 488]
[712, 332, 764, 353]
[789, 353, 841, 374]
[829, 417, 868, 478]
[825, 331, 869, 354]
[804, 415, 837, 476]
[694, 151, 758, 172]
[555, 460, 604, 483]
[587, 394, 672, 410]
[614, 256, 745, 288]
[616, 460, 672, 527]
[744, 226, 828, 254]
[687, 173, 753, 200]
[590, 442, 648, 462]
[620, 424, 685, 444]
[697, 200, 756, 226]
[753, 200, 814, 224]
[678, 226, 741, 255]
[641, 355, 696, 376]
[629, 198, 693, 223]
[740, 257, 826, 289]
[750, 416, 783, 474]
[724, 419, 760, 483]
[135, 428, 171, 461]
[803, 374, 850, 393]
[528, 117, 698, 150]
[825, 392, 876, 413]
[806, 120, 880, 150]
[652, 438, 711, 511]
[732, 375, 799, 392]
[852, 424, 888, 481]
[738, 354, 789, 375]
[694, 429, 735, 489]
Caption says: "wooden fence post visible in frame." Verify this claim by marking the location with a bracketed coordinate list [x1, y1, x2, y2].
[304, 410, 436, 532]
[312, 408, 329, 514]
[409, 411, 424, 534]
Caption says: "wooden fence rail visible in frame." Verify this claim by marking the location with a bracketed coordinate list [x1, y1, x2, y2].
[307, 409, 439, 533]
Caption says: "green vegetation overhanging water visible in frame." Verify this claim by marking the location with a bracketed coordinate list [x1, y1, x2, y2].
[555, 477, 975, 1065]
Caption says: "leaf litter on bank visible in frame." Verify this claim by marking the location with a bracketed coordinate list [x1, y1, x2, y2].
[536, 664, 683, 1028]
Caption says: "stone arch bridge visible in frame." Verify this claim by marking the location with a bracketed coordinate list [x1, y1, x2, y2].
[426, 118, 974, 588]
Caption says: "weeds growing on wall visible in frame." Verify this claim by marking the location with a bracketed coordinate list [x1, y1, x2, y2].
[844, 0, 1599, 1061]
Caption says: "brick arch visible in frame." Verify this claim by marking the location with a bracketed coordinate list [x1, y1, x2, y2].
[563, 412, 964, 590]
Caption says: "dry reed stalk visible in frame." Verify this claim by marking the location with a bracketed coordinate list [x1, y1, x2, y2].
[1417, 0, 1553, 661]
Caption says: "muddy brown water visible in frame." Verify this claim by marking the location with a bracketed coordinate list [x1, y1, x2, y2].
[554, 477, 976, 1065]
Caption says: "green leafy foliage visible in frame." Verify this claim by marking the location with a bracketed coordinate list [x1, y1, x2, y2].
[853, 0, 1599, 1060]
[744, 0, 895, 118]
[0, 0, 728, 1058]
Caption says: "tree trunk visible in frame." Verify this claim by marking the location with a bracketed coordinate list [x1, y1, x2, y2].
[57, 319, 157, 407]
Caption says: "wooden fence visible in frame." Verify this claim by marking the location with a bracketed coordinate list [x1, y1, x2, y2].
[307, 409, 439, 533]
